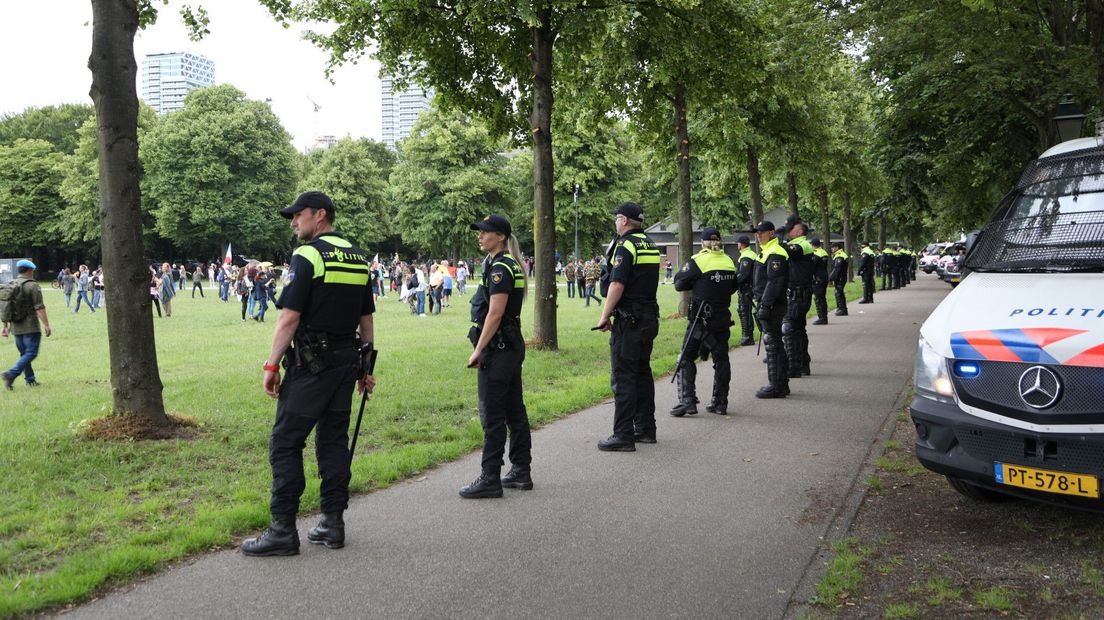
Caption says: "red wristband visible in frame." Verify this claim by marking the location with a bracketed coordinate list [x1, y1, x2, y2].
[263, 363, 280, 372]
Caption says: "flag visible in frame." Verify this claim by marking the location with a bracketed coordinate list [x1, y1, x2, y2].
[224, 242, 233, 265]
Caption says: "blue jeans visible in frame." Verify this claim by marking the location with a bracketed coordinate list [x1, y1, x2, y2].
[92, 288, 102, 308]
[219, 280, 229, 301]
[64, 292, 72, 308]
[74, 290, 95, 313]
[416, 291, 426, 315]
[255, 297, 269, 321]
[247, 295, 257, 317]
[7, 332, 41, 383]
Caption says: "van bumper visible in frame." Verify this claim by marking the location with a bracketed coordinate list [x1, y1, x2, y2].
[910, 396, 1104, 510]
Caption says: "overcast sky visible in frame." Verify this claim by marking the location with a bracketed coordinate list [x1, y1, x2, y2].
[0, 0, 383, 150]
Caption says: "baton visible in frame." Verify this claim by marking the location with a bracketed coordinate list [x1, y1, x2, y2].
[349, 345, 378, 464]
[671, 301, 707, 383]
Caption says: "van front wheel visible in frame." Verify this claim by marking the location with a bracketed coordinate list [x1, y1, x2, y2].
[947, 476, 1014, 502]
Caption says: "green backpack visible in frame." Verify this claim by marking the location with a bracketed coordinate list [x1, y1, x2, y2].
[0, 278, 32, 323]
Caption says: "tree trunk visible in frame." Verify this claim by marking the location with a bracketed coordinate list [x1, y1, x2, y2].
[89, 0, 168, 425]
[1090, 0, 1104, 111]
[863, 218, 872, 244]
[747, 145, 763, 227]
[817, 186, 829, 243]
[787, 172, 799, 217]
[842, 190, 854, 282]
[674, 82, 692, 317]
[529, 10, 557, 349]
[878, 215, 887, 250]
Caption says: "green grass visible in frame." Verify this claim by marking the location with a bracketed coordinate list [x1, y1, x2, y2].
[884, 603, 920, 619]
[925, 576, 962, 605]
[0, 278, 865, 616]
[814, 537, 870, 605]
[866, 475, 883, 491]
[973, 586, 1016, 612]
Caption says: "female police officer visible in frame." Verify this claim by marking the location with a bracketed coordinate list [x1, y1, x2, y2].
[461, 214, 533, 498]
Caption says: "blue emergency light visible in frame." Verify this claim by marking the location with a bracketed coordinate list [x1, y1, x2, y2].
[954, 361, 981, 378]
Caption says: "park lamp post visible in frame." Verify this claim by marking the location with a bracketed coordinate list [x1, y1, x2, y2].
[574, 184, 580, 262]
[1054, 93, 1086, 144]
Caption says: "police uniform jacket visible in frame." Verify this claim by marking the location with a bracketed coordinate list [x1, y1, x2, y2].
[673, 248, 736, 324]
[277, 232, 374, 337]
[784, 235, 814, 288]
[736, 247, 757, 291]
[605, 229, 661, 310]
[811, 247, 829, 284]
[753, 237, 789, 311]
[858, 247, 876, 276]
[829, 249, 850, 283]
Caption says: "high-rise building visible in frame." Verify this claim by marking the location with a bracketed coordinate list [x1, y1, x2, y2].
[142, 52, 215, 115]
[380, 71, 434, 149]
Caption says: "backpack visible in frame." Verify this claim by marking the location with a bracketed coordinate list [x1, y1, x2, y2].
[0, 279, 32, 323]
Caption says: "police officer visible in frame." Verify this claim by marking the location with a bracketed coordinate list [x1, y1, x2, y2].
[858, 240, 876, 304]
[828, 240, 849, 316]
[735, 235, 757, 346]
[461, 214, 532, 498]
[244, 191, 376, 557]
[752, 221, 790, 398]
[782, 215, 813, 378]
[877, 245, 889, 290]
[809, 237, 830, 325]
[596, 202, 661, 450]
[670, 227, 737, 416]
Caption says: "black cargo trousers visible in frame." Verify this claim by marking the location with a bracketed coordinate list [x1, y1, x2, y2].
[270, 345, 360, 519]
[610, 303, 660, 439]
[476, 344, 531, 475]
[677, 309, 732, 407]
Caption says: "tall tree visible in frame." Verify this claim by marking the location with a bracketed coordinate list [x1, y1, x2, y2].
[0, 103, 94, 154]
[0, 139, 64, 256]
[299, 137, 391, 248]
[389, 105, 512, 257]
[142, 84, 298, 258]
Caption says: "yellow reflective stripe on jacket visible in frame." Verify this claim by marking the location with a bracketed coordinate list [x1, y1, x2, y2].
[623, 233, 661, 265]
[492, 253, 526, 289]
[692, 248, 735, 273]
[757, 237, 788, 263]
[861, 247, 875, 256]
[813, 248, 828, 258]
[833, 250, 850, 260]
[293, 245, 325, 279]
[739, 248, 758, 262]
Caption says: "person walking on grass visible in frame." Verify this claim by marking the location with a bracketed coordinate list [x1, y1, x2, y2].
[73, 264, 95, 314]
[192, 263, 205, 298]
[60, 268, 74, 309]
[159, 263, 176, 317]
[2, 260, 51, 390]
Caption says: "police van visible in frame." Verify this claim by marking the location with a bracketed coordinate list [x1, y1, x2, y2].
[911, 136, 1104, 509]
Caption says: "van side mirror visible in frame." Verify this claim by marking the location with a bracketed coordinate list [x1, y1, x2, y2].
[964, 230, 981, 255]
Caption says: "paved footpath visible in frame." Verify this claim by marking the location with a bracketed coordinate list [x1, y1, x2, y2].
[70, 278, 948, 620]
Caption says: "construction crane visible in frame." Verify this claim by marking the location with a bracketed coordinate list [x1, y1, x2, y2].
[306, 96, 321, 144]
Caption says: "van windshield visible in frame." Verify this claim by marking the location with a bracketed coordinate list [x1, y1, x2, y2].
[967, 148, 1104, 273]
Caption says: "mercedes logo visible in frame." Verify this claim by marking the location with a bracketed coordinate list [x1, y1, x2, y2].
[1018, 366, 1062, 409]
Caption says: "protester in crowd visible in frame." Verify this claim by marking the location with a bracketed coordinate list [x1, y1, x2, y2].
[236, 269, 252, 321]
[159, 262, 176, 317]
[150, 268, 163, 318]
[1, 260, 51, 390]
[192, 263, 205, 298]
[73, 264, 95, 314]
[441, 260, 453, 308]
[177, 264, 187, 292]
[414, 263, 427, 316]
[217, 264, 229, 302]
[208, 263, 216, 290]
[91, 267, 105, 309]
[252, 268, 270, 322]
[456, 261, 468, 295]
[60, 268, 75, 309]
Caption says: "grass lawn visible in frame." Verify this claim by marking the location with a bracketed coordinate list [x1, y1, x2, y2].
[0, 277, 864, 616]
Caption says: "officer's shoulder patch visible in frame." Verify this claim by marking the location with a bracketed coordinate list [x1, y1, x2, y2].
[613, 255, 623, 267]
[682, 263, 690, 271]
[492, 271, 503, 284]
[285, 270, 295, 284]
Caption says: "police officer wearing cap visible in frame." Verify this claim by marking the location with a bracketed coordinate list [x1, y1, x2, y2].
[828, 240, 849, 316]
[670, 227, 737, 416]
[460, 214, 532, 499]
[781, 215, 814, 378]
[752, 221, 790, 398]
[858, 240, 876, 304]
[809, 237, 830, 325]
[735, 235, 757, 347]
[596, 202, 661, 450]
[242, 191, 377, 557]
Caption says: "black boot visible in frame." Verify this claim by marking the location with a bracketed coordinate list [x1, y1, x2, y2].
[758, 337, 789, 399]
[307, 512, 345, 549]
[812, 318, 827, 325]
[501, 466, 534, 490]
[669, 401, 698, 417]
[705, 401, 728, 415]
[241, 516, 299, 557]
[597, 435, 636, 452]
[459, 471, 503, 498]
[739, 337, 754, 346]
[834, 309, 848, 316]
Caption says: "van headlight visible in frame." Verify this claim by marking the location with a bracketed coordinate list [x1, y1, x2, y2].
[914, 335, 956, 404]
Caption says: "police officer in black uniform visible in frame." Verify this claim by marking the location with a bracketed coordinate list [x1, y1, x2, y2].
[244, 191, 376, 557]
[858, 240, 876, 304]
[460, 214, 532, 498]
[735, 235, 757, 346]
[596, 202, 661, 451]
[809, 237, 830, 325]
[782, 215, 814, 378]
[828, 240, 849, 316]
[670, 227, 737, 416]
[752, 221, 790, 398]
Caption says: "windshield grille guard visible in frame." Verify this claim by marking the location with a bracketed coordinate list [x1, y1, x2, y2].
[966, 208, 1104, 271]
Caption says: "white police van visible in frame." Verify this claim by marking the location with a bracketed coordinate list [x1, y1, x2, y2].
[911, 136, 1104, 508]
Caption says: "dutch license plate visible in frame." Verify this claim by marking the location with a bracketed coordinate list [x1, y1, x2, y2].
[994, 462, 1099, 498]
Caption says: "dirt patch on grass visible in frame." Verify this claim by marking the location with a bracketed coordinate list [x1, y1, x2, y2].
[805, 411, 1104, 618]
[79, 412, 201, 441]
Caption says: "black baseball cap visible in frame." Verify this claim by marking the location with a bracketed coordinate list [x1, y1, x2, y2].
[281, 191, 336, 219]
[830, 240, 843, 248]
[470, 214, 512, 236]
[754, 221, 775, 233]
[613, 202, 645, 222]
[810, 237, 821, 246]
[700, 227, 721, 241]
[736, 235, 751, 245]
[785, 214, 803, 231]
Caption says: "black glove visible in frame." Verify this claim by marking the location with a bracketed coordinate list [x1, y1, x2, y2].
[756, 305, 771, 321]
